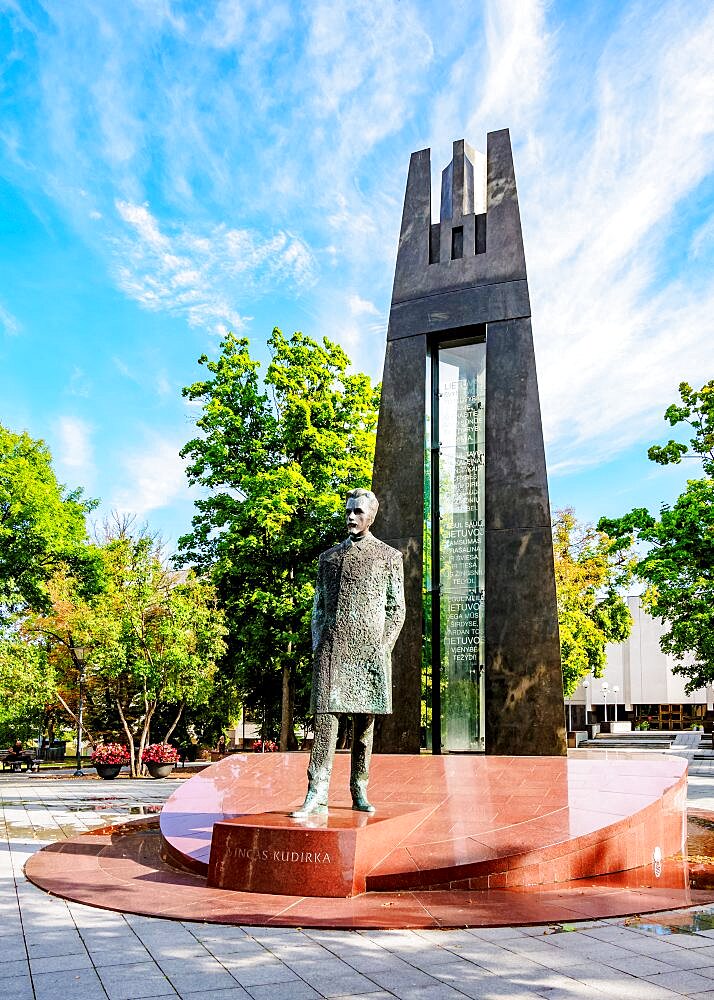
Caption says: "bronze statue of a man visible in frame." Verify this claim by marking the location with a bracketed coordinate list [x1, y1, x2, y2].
[292, 488, 405, 816]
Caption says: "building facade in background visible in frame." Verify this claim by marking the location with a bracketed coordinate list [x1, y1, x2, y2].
[568, 596, 712, 731]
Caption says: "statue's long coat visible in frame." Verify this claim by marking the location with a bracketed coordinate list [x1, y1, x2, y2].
[310, 532, 405, 714]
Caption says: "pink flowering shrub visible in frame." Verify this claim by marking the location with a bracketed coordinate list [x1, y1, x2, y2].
[141, 743, 179, 764]
[91, 743, 130, 766]
[252, 739, 278, 752]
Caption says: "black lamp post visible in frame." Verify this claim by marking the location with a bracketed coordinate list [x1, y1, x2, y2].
[73, 646, 87, 777]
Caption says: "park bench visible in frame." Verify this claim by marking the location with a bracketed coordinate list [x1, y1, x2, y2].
[0, 750, 40, 773]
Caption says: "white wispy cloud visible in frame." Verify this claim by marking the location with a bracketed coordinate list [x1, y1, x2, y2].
[0, 302, 20, 336]
[690, 215, 714, 259]
[348, 294, 381, 318]
[3, 0, 713, 490]
[113, 435, 191, 517]
[113, 199, 315, 334]
[520, 2, 714, 470]
[65, 366, 91, 398]
[55, 416, 94, 484]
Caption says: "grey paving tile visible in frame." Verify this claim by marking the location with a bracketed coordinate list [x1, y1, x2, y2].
[532, 986, 621, 1000]
[0, 975, 33, 1000]
[0, 958, 28, 980]
[336, 951, 412, 973]
[366, 966, 441, 990]
[202, 942, 272, 964]
[400, 946, 466, 971]
[180, 990, 252, 1000]
[325, 994, 394, 1000]
[305, 973, 380, 998]
[644, 944, 714, 970]
[245, 983, 323, 999]
[602, 953, 679, 976]
[468, 927, 529, 942]
[581, 976, 682, 1000]
[280, 957, 358, 975]
[444, 976, 543, 1000]
[392, 984, 470, 1000]
[158, 957, 239, 994]
[30, 950, 94, 973]
[97, 960, 177, 999]
[24, 928, 87, 957]
[82, 932, 154, 967]
[685, 946, 714, 963]
[32, 966, 109, 1000]
[647, 970, 714, 994]
[186, 925, 252, 945]
[224, 960, 300, 988]
[662, 934, 714, 950]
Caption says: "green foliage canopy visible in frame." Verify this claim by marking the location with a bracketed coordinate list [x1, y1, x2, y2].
[599, 381, 714, 694]
[25, 535, 227, 774]
[0, 423, 99, 613]
[553, 509, 634, 697]
[177, 328, 380, 747]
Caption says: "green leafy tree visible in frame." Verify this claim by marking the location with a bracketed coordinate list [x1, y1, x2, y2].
[0, 423, 100, 745]
[0, 423, 99, 613]
[178, 328, 380, 749]
[25, 536, 227, 775]
[599, 381, 714, 693]
[0, 636, 56, 745]
[553, 509, 635, 697]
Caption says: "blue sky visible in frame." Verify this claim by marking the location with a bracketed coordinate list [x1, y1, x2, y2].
[1, 0, 712, 551]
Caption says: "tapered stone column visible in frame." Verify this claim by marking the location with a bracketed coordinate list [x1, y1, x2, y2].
[373, 131, 566, 756]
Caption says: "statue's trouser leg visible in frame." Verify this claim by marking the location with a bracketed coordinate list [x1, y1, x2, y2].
[350, 713, 375, 812]
[291, 713, 338, 816]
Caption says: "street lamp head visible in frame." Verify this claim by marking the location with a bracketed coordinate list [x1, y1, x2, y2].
[602, 681, 609, 692]
[613, 685, 620, 695]
[583, 680, 589, 690]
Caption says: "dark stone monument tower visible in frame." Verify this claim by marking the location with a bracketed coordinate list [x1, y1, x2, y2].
[372, 130, 566, 757]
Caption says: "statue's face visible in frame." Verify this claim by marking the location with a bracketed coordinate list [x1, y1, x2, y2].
[346, 498, 374, 538]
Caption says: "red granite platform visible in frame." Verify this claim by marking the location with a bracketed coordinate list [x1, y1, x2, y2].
[24, 753, 712, 928]
[23, 811, 714, 928]
[160, 753, 687, 895]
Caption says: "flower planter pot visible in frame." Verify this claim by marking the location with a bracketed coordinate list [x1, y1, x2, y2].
[145, 762, 174, 779]
[94, 764, 122, 780]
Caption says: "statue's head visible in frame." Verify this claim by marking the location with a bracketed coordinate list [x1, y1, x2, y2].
[345, 488, 379, 538]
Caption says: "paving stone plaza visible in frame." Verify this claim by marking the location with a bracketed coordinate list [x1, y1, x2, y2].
[1, 765, 714, 1000]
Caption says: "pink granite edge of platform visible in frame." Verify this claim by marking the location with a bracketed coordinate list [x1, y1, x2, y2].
[21, 813, 714, 929]
[159, 753, 688, 891]
[367, 769, 688, 890]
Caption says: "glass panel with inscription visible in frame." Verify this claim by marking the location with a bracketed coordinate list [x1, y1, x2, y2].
[438, 340, 486, 751]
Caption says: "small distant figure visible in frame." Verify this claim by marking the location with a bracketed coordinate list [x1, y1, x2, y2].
[217, 735, 227, 756]
[5, 740, 33, 771]
[6, 740, 24, 762]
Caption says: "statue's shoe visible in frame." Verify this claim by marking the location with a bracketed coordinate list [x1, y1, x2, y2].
[290, 789, 328, 817]
[351, 791, 376, 813]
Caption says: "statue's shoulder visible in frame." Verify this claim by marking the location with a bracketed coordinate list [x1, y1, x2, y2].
[371, 537, 403, 564]
[319, 541, 346, 564]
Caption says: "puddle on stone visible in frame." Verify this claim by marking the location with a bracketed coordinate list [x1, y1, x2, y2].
[626, 911, 714, 935]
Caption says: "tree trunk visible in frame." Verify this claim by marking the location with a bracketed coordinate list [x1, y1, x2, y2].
[137, 702, 156, 777]
[279, 645, 299, 752]
[116, 699, 136, 776]
[164, 703, 184, 743]
[56, 692, 97, 747]
[280, 660, 291, 752]
[287, 663, 298, 750]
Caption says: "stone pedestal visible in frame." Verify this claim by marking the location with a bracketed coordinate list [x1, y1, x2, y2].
[206, 804, 430, 897]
